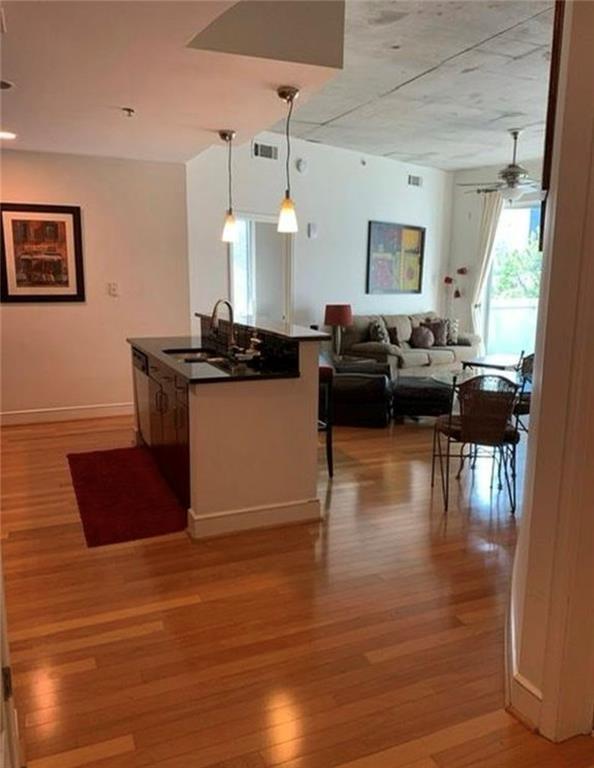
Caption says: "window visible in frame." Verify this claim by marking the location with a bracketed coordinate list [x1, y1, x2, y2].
[484, 206, 542, 355]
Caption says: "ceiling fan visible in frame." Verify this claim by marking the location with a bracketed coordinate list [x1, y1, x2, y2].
[457, 129, 541, 201]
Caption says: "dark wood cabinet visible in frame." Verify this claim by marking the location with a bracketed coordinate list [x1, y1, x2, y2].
[146, 355, 190, 508]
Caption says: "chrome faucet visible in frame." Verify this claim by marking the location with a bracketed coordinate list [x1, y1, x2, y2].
[209, 299, 237, 350]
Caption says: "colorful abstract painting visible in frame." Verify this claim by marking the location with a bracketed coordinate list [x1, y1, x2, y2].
[366, 221, 425, 294]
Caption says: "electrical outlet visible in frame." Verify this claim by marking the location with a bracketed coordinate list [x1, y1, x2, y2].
[107, 282, 119, 297]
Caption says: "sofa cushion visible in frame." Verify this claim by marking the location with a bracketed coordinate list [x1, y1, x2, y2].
[410, 310, 438, 328]
[428, 348, 456, 365]
[434, 345, 465, 363]
[382, 314, 412, 344]
[410, 326, 435, 349]
[350, 341, 401, 360]
[399, 350, 430, 368]
[457, 331, 481, 347]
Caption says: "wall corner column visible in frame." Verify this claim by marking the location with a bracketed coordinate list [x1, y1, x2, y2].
[507, 0, 594, 742]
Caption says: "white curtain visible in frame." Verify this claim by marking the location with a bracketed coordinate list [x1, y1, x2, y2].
[471, 191, 504, 337]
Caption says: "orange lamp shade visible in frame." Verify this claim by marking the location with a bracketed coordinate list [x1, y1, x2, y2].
[324, 304, 353, 327]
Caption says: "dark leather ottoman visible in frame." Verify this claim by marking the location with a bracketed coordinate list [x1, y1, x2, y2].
[333, 373, 392, 427]
[392, 376, 452, 420]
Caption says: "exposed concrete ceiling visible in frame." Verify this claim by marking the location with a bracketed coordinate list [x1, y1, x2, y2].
[0, 1, 342, 163]
[272, 0, 553, 171]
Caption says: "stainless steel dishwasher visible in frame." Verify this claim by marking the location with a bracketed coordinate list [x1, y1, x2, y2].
[132, 347, 152, 445]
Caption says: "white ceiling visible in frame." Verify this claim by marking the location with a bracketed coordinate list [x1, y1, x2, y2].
[0, 1, 340, 163]
[272, 0, 554, 170]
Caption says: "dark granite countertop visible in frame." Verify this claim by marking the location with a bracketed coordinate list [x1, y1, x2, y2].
[127, 336, 301, 384]
[194, 314, 330, 342]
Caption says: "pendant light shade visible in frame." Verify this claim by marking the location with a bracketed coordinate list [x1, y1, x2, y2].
[221, 209, 237, 242]
[278, 192, 298, 233]
[277, 86, 300, 234]
[219, 130, 238, 243]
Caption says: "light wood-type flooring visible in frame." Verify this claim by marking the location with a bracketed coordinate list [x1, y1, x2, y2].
[2, 417, 594, 767]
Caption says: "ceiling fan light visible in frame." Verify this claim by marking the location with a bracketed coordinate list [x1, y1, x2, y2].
[505, 187, 523, 201]
[221, 209, 238, 243]
[278, 192, 298, 233]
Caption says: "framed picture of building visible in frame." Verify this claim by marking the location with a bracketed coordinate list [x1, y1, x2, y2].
[366, 221, 425, 294]
[1, 203, 85, 303]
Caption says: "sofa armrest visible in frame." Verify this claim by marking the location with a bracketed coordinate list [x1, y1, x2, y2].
[349, 341, 403, 360]
[457, 332, 481, 347]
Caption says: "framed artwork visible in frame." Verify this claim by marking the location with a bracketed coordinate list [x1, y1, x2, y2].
[366, 220, 425, 294]
[1, 203, 85, 303]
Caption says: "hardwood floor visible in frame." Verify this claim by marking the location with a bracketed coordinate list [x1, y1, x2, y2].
[2, 417, 594, 767]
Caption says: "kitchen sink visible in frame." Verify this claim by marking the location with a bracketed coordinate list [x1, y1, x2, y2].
[163, 348, 226, 364]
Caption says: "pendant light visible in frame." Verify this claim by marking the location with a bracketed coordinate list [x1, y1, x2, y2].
[277, 86, 300, 233]
[219, 130, 238, 243]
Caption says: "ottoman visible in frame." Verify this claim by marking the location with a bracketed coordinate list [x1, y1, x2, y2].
[333, 374, 392, 427]
[392, 376, 452, 420]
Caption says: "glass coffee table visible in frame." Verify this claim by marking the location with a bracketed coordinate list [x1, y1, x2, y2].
[432, 368, 529, 390]
[461, 353, 523, 371]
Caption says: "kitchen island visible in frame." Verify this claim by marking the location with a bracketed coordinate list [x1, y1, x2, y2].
[128, 312, 329, 539]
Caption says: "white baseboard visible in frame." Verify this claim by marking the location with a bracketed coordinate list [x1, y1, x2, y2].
[187, 498, 322, 539]
[505, 595, 542, 731]
[1, 402, 134, 426]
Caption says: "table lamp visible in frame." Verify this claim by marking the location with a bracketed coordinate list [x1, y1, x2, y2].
[324, 304, 353, 355]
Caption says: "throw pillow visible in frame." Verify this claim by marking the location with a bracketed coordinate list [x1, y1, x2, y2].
[410, 326, 435, 349]
[369, 317, 390, 344]
[422, 319, 448, 347]
[387, 326, 399, 345]
[447, 318, 460, 345]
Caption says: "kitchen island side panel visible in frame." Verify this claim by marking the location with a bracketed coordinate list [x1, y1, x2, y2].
[187, 342, 322, 536]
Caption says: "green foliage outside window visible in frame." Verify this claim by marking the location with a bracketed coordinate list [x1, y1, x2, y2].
[491, 232, 542, 299]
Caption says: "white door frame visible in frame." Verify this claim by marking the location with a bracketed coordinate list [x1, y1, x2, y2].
[1, 567, 23, 768]
[231, 211, 295, 324]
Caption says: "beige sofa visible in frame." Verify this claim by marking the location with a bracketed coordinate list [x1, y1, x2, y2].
[340, 312, 481, 378]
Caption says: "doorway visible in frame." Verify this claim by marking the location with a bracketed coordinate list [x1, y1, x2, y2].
[229, 216, 292, 324]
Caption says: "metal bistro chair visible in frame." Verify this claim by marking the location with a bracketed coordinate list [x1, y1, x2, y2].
[318, 364, 334, 477]
[431, 375, 521, 513]
[513, 353, 534, 432]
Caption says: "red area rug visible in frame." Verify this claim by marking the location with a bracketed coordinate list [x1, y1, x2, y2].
[67, 446, 187, 547]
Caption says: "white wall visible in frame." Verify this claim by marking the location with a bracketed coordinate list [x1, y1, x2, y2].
[187, 131, 453, 332]
[0, 150, 189, 421]
[448, 159, 542, 330]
